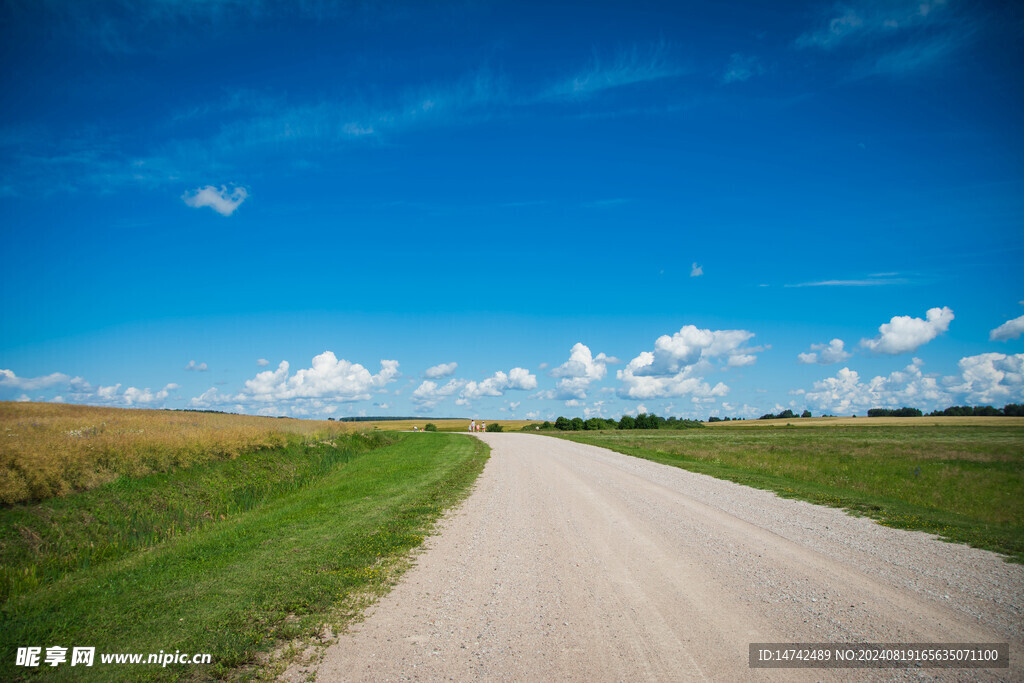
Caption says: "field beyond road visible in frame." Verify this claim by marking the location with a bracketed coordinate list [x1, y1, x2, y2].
[299, 432, 1023, 681]
[556, 423, 1024, 562]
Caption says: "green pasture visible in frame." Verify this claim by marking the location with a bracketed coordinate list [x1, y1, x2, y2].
[554, 424, 1024, 562]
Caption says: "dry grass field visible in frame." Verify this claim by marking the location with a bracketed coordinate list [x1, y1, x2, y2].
[0, 402, 362, 504]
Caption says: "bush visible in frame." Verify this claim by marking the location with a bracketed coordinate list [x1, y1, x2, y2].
[485, 423, 503, 432]
[424, 423, 437, 432]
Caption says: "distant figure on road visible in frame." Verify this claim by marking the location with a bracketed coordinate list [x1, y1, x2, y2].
[470, 420, 475, 433]
[481, 422, 486, 432]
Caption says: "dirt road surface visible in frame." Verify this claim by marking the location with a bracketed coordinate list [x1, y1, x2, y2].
[289, 433, 1023, 681]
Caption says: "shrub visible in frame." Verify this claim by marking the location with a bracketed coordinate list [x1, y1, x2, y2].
[424, 423, 437, 432]
[485, 423, 503, 432]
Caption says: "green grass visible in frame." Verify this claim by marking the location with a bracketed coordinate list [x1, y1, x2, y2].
[1, 432, 488, 681]
[552, 425, 1024, 562]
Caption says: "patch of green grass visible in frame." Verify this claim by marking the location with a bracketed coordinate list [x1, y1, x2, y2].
[554, 425, 1024, 563]
[0, 432, 392, 603]
[1, 432, 488, 681]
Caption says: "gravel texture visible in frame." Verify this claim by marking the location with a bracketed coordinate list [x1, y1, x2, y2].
[287, 433, 1023, 681]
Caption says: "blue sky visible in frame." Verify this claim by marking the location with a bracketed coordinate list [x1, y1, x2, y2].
[2, 0, 1023, 420]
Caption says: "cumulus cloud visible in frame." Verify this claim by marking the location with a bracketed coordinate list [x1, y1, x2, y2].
[617, 325, 760, 399]
[861, 307, 953, 355]
[256, 358, 270, 367]
[550, 343, 616, 399]
[990, 315, 1024, 342]
[184, 360, 208, 372]
[424, 362, 458, 379]
[690, 262, 703, 277]
[804, 359, 950, 414]
[458, 368, 537, 404]
[1, 369, 72, 391]
[237, 352, 399, 402]
[798, 339, 852, 365]
[189, 387, 221, 409]
[948, 353, 1024, 405]
[410, 378, 465, 409]
[182, 184, 248, 216]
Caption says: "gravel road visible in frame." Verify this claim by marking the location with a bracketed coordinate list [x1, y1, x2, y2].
[291, 433, 1023, 681]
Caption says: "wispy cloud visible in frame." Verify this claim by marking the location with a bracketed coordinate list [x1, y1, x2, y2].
[541, 42, 687, 101]
[722, 53, 764, 84]
[796, 0, 972, 78]
[785, 275, 909, 288]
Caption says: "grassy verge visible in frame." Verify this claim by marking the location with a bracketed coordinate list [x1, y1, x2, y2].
[553, 425, 1024, 563]
[1, 432, 488, 681]
[1, 432, 391, 602]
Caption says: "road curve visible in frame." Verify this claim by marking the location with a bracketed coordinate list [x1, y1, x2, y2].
[291, 432, 1023, 681]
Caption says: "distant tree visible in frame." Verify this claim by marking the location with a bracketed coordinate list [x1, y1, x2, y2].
[708, 416, 722, 422]
[327, 417, 335, 421]
[618, 415, 635, 430]
[583, 417, 605, 431]
[973, 405, 1001, 416]
[1004, 404, 1024, 417]
[541, 421, 553, 429]
[868, 407, 922, 417]
[801, 410, 811, 418]
[424, 423, 437, 432]
[570, 417, 584, 431]
[554, 416, 571, 431]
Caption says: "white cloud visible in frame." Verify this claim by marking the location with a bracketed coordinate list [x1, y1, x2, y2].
[15, 394, 30, 402]
[184, 360, 208, 371]
[182, 184, 248, 216]
[617, 325, 762, 400]
[722, 53, 764, 84]
[798, 339, 852, 365]
[0, 369, 71, 390]
[990, 315, 1024, 342]
[550, 343, 615, 399]
[237, 351, 399, 402]
[424, 362, 458, 379]
[121, 383, 179, 406]
[861, 306, 953, 355]
[256, 358, 270, 367]
[459, 367, 537, 403]
[410, 378, 465, 409]
[948, 353, 1024, 405]
[189, 387, 221, 408]
[804, 359, 950, 414]
[690, 262, 703, 277]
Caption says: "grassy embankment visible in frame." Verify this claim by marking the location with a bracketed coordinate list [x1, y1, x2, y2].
[554, 421, 1024, 562]
[1, 403, 488, 681]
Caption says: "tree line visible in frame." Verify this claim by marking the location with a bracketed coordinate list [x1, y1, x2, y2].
[868, 404, 1024, 417]
[542, 413, 704, 431]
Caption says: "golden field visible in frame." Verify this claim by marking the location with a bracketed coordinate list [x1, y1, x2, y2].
[0, 402, 361, 504]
